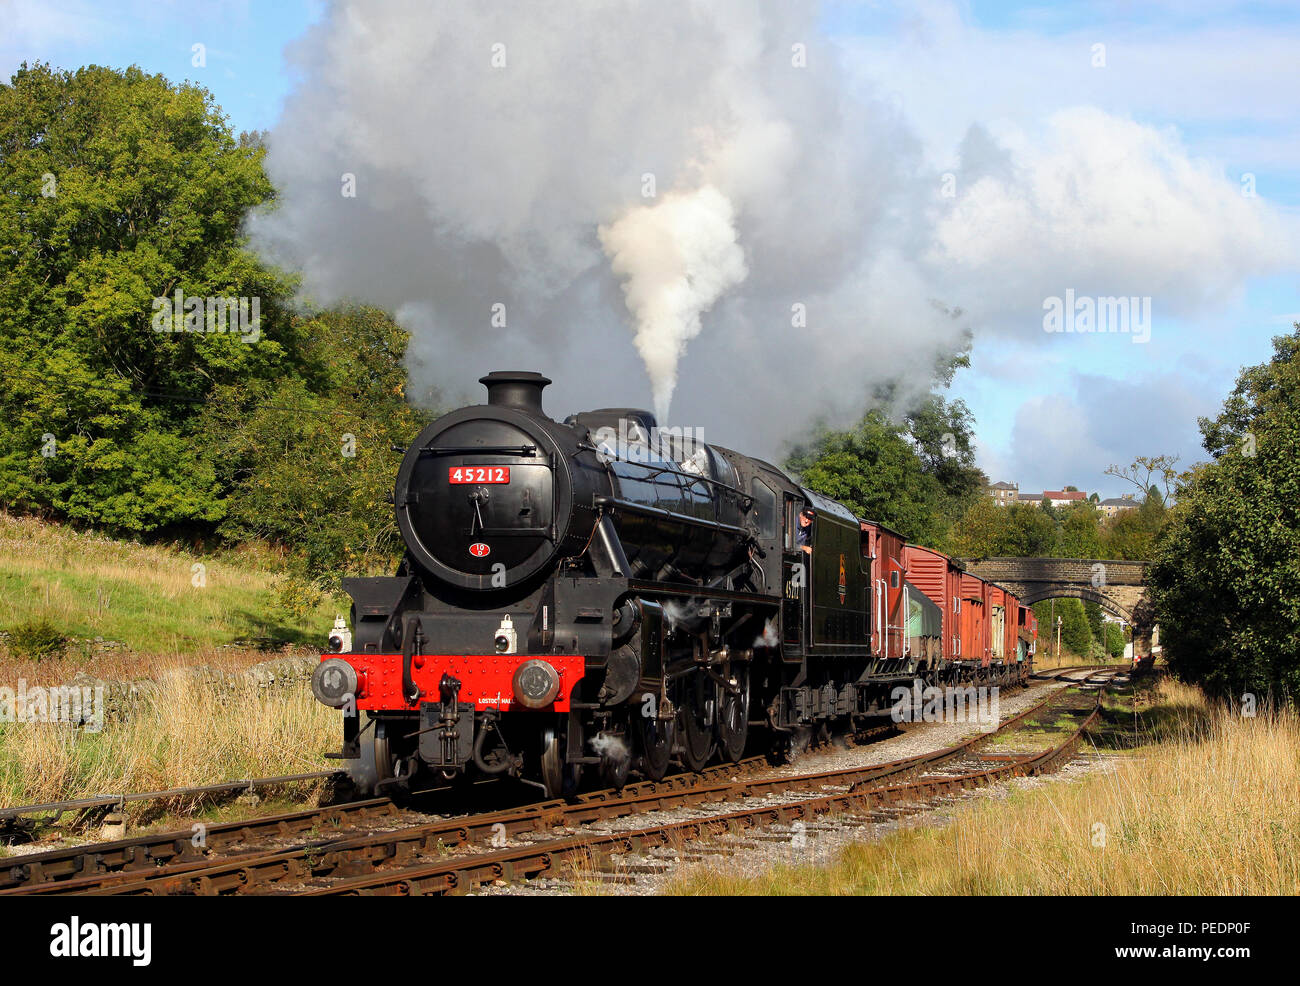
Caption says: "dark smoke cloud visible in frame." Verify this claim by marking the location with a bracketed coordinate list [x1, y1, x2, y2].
[250, 1, 982, 456]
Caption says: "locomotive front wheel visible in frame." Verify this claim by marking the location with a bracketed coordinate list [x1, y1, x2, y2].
[598, 734, 630, 791]
[345, 718, 396, 796]
[677, 673, 716, 772]
[716, 666, 750, 763]
[540, 722, 582, 800]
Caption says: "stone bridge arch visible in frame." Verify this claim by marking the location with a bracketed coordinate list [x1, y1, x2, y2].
[957, 557, 1155, 657]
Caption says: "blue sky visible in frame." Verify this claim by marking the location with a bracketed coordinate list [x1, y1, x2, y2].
[4, 1, 1297, 499]
[839, 1, 1300, 497]
[0, 1, 319, 132]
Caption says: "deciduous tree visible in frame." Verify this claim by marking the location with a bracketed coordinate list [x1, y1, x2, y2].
[1148, 327, 1300, 699]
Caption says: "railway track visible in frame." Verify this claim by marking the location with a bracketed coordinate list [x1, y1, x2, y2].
[0, 769, 344, 838]
[1032, 663, 1127, 680]
[4, 669, 1118, 896]
[0, 756, 768, 894]
[304, 683, 1112, 897]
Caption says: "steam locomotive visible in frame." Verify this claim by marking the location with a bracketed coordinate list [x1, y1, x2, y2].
[311, 371, 1036, 798]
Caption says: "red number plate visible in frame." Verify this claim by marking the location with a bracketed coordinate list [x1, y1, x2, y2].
[449, 466, 511, 484]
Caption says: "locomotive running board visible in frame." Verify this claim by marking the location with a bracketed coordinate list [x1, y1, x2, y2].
[624, 579, 773, 605]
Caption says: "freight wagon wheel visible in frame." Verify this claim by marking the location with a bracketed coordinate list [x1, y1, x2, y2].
[676, 673, 716, 772]
[636, 710, 674, 781]
[540, 722, 582, 800]
[716, 667, 750, 763]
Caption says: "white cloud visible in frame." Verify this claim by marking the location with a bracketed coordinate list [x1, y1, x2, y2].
[1003, 370, 1220, 495]
[839, 3, 1300, 167]
[928, 108, 1294, 318]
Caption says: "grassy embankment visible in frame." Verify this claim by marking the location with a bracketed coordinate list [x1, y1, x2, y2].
[0, 510, 340, 676]
[0, 512, 343, 815]
[665, 678, 1299, 895]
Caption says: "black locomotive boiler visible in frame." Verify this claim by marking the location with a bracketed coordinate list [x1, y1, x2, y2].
[312, 371, 1018, 799]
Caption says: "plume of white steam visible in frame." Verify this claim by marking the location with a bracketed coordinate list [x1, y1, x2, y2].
[753, 618, 780, 650]
[660, 598, 701, 635]
[588, 730, 631, 769]
[598, 186, 748, 422]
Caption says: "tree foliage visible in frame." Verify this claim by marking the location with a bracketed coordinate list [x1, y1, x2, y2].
[1057, 501, 1104, 558]
[785, 350, 985, 544]
[1032, 598, 1092, 656]
[1103, 621, 1126, 658]
[0, 64, 431, 590]
[203, 306, 431, 583]
[1147, 327, 1300, 700]
[785, 410, 948, 543]
[1099, 492, 1165, 560]
[945, 498, 1056, 557]
[944, 480, 1164, 561]
[0, 62, 295, 531]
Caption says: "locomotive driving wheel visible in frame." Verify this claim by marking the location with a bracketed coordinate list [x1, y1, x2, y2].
[676, 672, 716, 771]
[636, 705, 674, 781]
[597, 730, 630, 791]
[716, 666, 750, 763]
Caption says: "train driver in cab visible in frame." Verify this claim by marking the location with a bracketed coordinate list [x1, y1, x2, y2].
[796, 505, 815, 554]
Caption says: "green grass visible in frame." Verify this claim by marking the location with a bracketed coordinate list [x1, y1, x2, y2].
[0, 511, 342, 655]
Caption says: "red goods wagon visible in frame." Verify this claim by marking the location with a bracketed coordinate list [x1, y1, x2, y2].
[862, 521, 907, 661]
[959, 573, 991, 668]
[903, 544, 962, 666]
[947, 556, 965, 662]
[1005, 592, 1022, 663]
[1003, 588, 1024, 664]
[1017, 604, 1038, 661]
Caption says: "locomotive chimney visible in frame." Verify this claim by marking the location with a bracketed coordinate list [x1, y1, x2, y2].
[480, 371, 551, 415]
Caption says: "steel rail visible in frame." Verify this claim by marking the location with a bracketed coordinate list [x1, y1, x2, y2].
[0, 797, 398, 892]
[56, 674, 1110, 896]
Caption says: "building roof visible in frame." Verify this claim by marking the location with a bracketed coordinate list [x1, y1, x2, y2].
[1043, 490, 1086, 500]
[1099, 496, 1139, 507]
[987, 481, 1018, 490]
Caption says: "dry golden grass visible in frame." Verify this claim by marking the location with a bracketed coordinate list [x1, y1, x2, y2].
[665, 679, 1300, 895]
[0, 513, 349, 827]
[0, 671, 337, 814]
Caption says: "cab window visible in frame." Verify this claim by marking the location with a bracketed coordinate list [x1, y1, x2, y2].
[750, 479, 777, 538]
